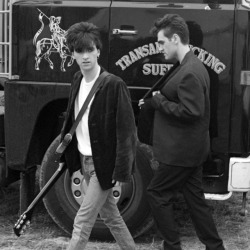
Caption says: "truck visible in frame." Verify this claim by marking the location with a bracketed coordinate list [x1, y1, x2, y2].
[0, 0, 250, 240]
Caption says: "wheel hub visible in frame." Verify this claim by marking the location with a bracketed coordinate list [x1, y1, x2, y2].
[70, 170, 134, 212]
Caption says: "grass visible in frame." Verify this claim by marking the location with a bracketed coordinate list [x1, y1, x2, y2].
[0, 182, 250, 249]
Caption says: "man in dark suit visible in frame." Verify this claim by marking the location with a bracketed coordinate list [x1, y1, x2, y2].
[139, 14, 225, 250]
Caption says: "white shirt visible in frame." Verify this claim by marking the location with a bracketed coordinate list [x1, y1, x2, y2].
[74, 67, 101, 156]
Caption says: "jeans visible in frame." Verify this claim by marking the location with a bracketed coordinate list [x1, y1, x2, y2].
[147, 163, 225, 250]
[67, 155, 136, 250]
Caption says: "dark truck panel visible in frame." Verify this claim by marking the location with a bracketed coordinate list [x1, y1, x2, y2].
[5, 81, 70, 169]
[8, 0, 234, 185]
[2, 0, 250, 240]
[230, 5, 250, 155]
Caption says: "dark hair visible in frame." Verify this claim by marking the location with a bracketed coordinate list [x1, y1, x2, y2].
[151, 14, 189, 44]
[186, 21, 203, 47]
[66, 22, 102, 53]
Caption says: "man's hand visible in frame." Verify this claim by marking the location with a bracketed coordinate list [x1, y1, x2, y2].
[152, 90, 161, 96]
[138, 99, 145, 109]
[139, 91, 161, 109]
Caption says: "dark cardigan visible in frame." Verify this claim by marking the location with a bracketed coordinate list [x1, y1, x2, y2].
[61, 69, 137, 190]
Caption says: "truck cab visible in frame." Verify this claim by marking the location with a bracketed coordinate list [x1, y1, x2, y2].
[1, 0, 250, 240]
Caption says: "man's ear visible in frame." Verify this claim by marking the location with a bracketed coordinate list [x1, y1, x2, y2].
[172, 34, 180, 44]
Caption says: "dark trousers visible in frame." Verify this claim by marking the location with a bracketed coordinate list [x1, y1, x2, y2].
[147, 163, 225, 250]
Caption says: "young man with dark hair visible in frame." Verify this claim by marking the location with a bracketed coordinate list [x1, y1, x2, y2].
[62, 21, 137, 250]
[139, 14, 225, 250]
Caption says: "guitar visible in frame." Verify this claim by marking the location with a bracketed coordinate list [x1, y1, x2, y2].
[13, 162, 67, 236]
[13, 72, 104, 236]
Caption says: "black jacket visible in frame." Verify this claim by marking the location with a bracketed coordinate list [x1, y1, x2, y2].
[151, 51, 210, 167]
[61, 69, 137, 190]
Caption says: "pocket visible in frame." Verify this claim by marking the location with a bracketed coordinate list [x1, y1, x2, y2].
[84, 157, 94, 174]
[89, 168, 96, 177]
[80, 155, 94, 175]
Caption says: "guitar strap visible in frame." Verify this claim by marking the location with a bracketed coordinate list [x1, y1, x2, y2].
[56, 71, 110, 155]
[142, 61, 180, 99]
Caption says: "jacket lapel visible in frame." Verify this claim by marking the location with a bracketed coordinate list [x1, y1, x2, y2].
[71, 72, 82, 106]
[160, 51, 194, 90]
[158, 62, 180, 90]
[143, 62, 180, 99]
[69, 72, 82, 121]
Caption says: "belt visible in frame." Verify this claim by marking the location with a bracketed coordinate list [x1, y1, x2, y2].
[81, 154, 93, 161]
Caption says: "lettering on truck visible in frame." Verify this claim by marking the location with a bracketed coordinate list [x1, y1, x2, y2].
[115, 42, 226, 75]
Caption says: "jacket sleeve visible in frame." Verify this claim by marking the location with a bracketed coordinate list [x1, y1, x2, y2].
[112, 80, 137, 182]
[151, 72, 206, 122]
[60, 71, 80, 140]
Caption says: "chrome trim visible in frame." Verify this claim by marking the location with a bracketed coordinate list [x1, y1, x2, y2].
[205, 192, 233, 200]
[113, 29, 138, 35]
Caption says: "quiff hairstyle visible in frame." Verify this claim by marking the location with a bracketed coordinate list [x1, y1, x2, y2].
[151, 14, 189, 45]
[66, 22, 102, 53]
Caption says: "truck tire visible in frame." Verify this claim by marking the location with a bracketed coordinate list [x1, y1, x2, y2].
[39, 135, 154, 240]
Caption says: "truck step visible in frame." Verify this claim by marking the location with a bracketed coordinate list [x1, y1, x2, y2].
[204, 192, 232, 200]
